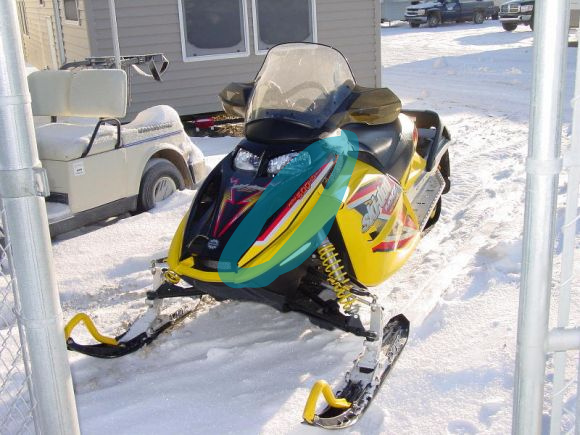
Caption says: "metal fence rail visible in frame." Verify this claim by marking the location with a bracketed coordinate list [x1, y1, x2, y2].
[0, 1, 80, 433]
[513, 0, 580, 433]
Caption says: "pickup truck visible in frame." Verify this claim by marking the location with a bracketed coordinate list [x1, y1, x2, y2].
[404, 0, 495, 27]
[499, 0, 534, 31]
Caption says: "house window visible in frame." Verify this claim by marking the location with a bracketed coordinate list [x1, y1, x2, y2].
[178, 0, 250, 61]
[63, 0, 79, 22]
[252, 0, 316, 53]
[16, 1, 29, 36]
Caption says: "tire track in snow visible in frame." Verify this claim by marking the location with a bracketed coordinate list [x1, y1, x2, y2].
[381, 114, 528, 332]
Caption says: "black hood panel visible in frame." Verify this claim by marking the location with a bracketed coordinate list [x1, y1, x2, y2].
[181, 138, 312, 264]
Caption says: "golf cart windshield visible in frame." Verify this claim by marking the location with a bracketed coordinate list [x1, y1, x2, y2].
[247, 43, 356, 129]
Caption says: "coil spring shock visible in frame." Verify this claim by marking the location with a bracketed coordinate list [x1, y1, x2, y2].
[317, 240, 359, 314]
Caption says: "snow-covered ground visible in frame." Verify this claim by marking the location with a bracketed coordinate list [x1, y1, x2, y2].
[3, 21, 580, 434]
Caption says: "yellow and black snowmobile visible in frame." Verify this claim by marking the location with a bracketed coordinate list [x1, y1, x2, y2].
[65, 43, 450, 428]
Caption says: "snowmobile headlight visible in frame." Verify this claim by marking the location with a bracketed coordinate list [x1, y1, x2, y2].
[417, 9, 426, 15]
[267, 152, 311, 176]
[520, 4, 533, 12]
[234, 148, 261, 172]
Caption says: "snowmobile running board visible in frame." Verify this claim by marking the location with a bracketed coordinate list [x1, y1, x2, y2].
[303, 312, 409, 429]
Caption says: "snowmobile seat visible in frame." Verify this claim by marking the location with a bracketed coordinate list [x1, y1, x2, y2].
[343, 120, 413, 182]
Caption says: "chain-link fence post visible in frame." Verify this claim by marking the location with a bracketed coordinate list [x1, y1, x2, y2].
[0, 1, 80, 434]
[512, 0, 572, 433]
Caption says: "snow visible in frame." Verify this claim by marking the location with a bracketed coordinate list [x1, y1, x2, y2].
[3, 22, 580, 434]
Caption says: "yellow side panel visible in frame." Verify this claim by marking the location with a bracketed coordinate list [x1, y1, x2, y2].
[336, 161, 421, 287]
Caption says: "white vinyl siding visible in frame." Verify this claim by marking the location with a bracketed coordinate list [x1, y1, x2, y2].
[177, 0, 250, 61]
[252, 0, 317, 54]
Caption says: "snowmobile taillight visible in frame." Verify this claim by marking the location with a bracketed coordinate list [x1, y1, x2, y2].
[193, 118, 215, 129]
[412, 126, 419, 146]
[234, 148, 261, 172]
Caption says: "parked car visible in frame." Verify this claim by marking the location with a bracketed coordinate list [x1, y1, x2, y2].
[404, 0, 495, 28]
[499, 0, 534, 31]
[25, 69, 207, 238]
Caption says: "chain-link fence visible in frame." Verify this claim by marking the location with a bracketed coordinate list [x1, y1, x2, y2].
[0, 204, 35, 435]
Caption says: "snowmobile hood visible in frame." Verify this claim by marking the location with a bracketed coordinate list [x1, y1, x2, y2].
[169, 130, 359, 287]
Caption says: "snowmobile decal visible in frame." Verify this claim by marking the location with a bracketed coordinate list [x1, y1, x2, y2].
[372, 210, 418, 252]
[348, 176, 401, 233]
[255, 161, 333, 246]
[216, 131, 359, 288]
[212, 185, 265, 238]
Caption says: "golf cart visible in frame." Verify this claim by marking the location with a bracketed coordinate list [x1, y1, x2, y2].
[25, 67, 206, 237]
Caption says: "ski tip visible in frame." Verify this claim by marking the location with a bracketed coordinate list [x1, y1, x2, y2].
[303, 380, 351, 425]
[388, 313, 410, 329]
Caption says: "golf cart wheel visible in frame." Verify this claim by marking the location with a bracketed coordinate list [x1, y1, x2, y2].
[473, 10, 485, 24]
[427, 13, 440, 27]
[410, 22, 421, 28]
[502, 22, 517, 31]
[138, 159, 185, 211]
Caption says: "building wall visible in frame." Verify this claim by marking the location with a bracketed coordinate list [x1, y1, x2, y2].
[19, 0, 91, 69]
[571, 0, 580, 27]
[86, 0, 381, 119]
[19, 0, 59, 69]
[60, 0, 91, 61]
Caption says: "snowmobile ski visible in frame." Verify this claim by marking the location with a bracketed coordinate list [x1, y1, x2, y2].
[303, 311, 409, 429]
[64, 263, 205, 359]
[64, 304, 193, 359]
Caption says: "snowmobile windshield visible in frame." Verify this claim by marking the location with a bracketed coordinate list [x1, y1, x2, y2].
[247, 43, 356, 129]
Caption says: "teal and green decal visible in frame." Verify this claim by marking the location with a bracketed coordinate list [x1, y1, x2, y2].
[218, 130, 359, 288]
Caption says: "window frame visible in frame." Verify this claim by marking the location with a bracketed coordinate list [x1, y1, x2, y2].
[177, 0, 251, 62]
[62, 0, 80, 25]
[251, 0, 317, 56]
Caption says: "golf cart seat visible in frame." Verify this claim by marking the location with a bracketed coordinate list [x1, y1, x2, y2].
[28, 69, 127, 162]
[28, 70, 190, 164]
[35, 123, 119, 162]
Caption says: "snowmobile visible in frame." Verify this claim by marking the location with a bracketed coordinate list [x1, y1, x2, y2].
[64, 43, 451, 429]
